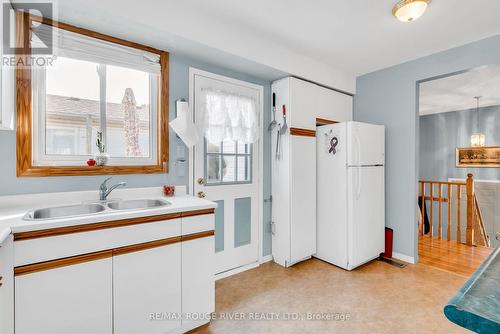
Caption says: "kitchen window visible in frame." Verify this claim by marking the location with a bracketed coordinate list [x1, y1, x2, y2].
[16, 13, 169, 176]
[205, 139, 253, 185]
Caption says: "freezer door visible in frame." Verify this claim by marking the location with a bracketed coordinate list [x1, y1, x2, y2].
[347, 166, 385, 268]
[347, 122, 385, 166]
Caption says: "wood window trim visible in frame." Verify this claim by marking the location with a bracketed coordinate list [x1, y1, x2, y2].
[16, 12, 169, 177]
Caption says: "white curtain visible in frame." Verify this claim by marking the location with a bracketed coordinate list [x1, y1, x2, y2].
[201, 89, 259, 144]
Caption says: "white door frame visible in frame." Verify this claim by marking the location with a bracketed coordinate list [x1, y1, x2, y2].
[188, 67, 266, 272]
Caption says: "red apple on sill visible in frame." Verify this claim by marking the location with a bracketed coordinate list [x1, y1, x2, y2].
[87, 159, 96, 166]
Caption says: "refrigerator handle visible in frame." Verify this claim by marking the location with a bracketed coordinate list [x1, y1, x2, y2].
[356, 133, 361, 167]
[355, 135, 362, 200]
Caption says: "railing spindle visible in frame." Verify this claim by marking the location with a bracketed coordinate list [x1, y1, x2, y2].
[429, 183, 434, 237]
[457, 184, 461, 244]
[438, 184, 442, 239]
[447, 184, 451, 241]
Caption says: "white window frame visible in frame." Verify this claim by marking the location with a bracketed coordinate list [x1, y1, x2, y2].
[32, 60, 159, 166]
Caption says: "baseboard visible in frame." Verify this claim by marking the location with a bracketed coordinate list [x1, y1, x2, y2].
[215, 261, 260, 280]
[259, 254, 273, 264]
[392, 252, 416, 264]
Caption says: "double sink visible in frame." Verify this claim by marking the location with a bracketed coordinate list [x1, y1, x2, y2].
[24, 199, 171, 221]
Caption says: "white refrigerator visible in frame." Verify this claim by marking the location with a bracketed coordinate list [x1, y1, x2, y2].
[316, 121, 385, 270]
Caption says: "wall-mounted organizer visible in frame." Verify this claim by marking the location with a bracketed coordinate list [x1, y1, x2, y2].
[171, 99, 194, 178]
[271, 77, 353, 267]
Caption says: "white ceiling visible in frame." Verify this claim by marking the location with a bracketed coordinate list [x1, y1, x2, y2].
[419, 64, 500, 115]
[12, 0, 500, 90]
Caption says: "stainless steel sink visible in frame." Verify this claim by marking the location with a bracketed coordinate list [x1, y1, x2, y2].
[24, 203, 106, 220]
[107, 199, 170, 211]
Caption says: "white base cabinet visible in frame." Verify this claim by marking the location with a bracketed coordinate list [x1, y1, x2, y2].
[15, 258, 113, 334]
[113, 244, 182, 334]
[9, 211, 215, 334]
[181, 236, 215, 332]
[0, 236, 14, 334]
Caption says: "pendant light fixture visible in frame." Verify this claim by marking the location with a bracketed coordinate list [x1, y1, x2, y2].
[470, 96, 485, 147]
[392, 0, 431, 22]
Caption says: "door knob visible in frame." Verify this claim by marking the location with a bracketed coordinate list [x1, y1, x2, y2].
[197, 191, 206, 198]
[197, 177, 206, 185]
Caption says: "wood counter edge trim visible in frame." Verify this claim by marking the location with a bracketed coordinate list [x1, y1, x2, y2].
[13, 208, 215, 241]
[181, 208, 215, 218]
[289, 127, 316, 137]
[112, 235, 182, 256]
[14, 250, 113, 276]
[14, 230, 215, 276]
[181, 230, 215, 242]
[316, 118, 339, 125]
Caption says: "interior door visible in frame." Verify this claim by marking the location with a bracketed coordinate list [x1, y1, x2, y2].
[192, 70, 261, 275]
[348, 166, 385, 268]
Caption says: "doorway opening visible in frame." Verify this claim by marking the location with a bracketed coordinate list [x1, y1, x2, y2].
[416, 65, 499, 276]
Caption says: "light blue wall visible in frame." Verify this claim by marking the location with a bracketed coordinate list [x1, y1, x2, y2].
[420, 105, 500, 181]
[354, 35, 500, 260]
[0, 53, 273, 256]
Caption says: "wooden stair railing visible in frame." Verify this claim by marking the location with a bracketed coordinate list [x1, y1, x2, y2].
[419, 173, 481, 246]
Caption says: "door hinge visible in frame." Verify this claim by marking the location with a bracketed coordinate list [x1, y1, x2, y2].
[264, 196, 272, 203]
[270, 221, 276, 235]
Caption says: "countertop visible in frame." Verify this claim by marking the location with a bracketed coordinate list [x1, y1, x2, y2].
[444, 247, 500, 333]
[0, 186, 216, 244]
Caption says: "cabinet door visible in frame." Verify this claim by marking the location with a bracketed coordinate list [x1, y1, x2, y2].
[113, 243, 181, 334]
[182, 236, 215, 331]
[15, 258, 113, 334]
[289, 78, 318, 129]
[317, 85, 353, 122]
[0, 236, 14, 334]
[290, 135, 317, 263]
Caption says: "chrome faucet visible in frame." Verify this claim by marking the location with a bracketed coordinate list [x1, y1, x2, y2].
[99, 177, 127, 201]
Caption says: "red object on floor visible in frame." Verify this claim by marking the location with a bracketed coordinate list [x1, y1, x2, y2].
[383, 227, 393, 258]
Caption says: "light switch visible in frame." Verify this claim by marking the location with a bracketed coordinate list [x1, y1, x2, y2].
[177, 145, 185, 159]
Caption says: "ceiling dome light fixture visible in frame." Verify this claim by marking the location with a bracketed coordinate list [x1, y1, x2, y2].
[392, 0, 431, 22]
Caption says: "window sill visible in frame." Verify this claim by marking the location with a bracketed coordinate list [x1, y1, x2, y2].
[16, 164, 167, 177]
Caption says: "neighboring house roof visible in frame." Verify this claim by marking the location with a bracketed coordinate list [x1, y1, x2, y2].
[46, 94, 150, 128]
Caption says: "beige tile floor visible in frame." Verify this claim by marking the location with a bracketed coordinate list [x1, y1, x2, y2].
[194, 258, 470, 334]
